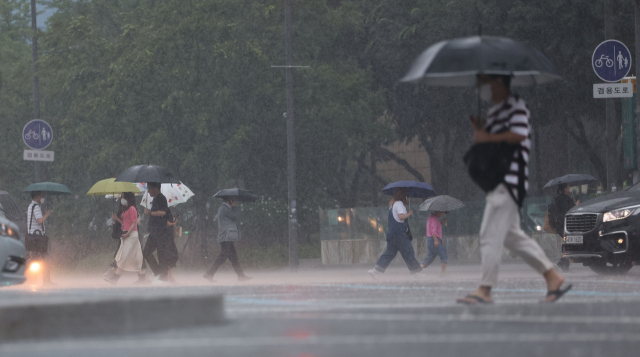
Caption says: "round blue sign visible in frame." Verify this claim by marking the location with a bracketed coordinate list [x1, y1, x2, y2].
[22, 119, 53, 150]
[592, 40, 632, 82]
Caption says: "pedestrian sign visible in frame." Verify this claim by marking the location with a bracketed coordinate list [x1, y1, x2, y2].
[23, 150, 54, 162]
[592, 40, 632, 82]
[593, 83, 633, 98]
[22, 119, 53, 150]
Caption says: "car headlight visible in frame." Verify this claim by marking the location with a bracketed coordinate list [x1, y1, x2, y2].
[2, 256, 24, 273]
[603, 208, 635, 222]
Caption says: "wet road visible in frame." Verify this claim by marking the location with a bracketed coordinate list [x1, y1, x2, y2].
[2, 263, 640, 357]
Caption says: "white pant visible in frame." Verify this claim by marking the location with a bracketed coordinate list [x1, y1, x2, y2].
[114, 231, 145, 274]
[479, 184, 554, 287]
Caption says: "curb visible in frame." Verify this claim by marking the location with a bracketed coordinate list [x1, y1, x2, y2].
[0, 293, 224, 342]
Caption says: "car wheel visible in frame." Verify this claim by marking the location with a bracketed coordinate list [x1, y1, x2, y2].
[588, 261, 634, 275]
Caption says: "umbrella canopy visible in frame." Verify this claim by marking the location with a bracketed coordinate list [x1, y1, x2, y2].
[381, 181, 436, 199]
[86, 178, 141, 196]
[400, 36, 561, 87]
[139, 182, 195, 209]
[24, 182, 71, 195]
[213, 188, 258, 202]
[115, 165, 180, 184]
[543, 174, 598, 189]
[419, 195, 465, 212]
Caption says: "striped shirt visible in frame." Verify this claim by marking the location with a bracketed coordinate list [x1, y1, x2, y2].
[484, 95, 531, 202]
[27, 201, 44, 234]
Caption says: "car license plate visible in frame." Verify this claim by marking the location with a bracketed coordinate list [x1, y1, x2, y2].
[566, 235, 583, 244]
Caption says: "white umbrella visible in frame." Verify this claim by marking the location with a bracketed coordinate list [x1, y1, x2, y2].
[138, 182, 195, 209]
[419, 195, 465, 212]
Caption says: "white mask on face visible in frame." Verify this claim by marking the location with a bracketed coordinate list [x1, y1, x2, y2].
[39, 198, 45, 204]
[121, 199, 128, 206]
[478, 83, 492, 102]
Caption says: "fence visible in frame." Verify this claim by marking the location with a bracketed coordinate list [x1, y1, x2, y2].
[319, 196, 554, 241]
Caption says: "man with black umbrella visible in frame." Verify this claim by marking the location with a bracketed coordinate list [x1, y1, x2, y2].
[203, 195, 252, 282]
[143, 182, 178, 282]
[457, 74, 571, 304]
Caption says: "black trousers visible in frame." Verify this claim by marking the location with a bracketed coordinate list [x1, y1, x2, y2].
[143, 233, 165, 276]
[206, 242, 244, 277]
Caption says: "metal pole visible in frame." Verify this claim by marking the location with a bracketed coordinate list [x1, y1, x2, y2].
[605, 0, 614, 190]
[285, 0, 298, 269]
[635, 0, 640, 178]
[31, 0, 41, 182]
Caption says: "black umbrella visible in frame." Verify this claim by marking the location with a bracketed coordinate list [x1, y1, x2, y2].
[400, 36, 561, 87]
[213, 188, 258, 202]
[114, 165, 180, 184]
[543, 174, 598, 189]
[381, 181, 436, 199]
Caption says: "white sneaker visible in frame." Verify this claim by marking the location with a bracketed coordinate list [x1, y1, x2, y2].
[368, 269, 382, 279]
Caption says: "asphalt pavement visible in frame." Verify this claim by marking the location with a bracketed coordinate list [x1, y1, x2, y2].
[1, 263, 640, 357]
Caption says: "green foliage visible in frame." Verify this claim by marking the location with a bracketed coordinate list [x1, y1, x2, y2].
[1, 0, 637, 269]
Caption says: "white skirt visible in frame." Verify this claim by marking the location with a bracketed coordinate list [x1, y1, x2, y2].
[114, 231, 144, 272]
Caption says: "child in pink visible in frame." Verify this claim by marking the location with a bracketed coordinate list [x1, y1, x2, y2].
[420, 212, 447, 275]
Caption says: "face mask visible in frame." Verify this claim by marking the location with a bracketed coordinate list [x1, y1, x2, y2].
[121, 199, 128, 206]
[478, 83, 492, 102]
[40, 198, 45, 204]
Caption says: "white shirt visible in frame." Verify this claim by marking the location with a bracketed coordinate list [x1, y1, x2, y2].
[392, 201, 407, 223]
[27, 201, 44, 234]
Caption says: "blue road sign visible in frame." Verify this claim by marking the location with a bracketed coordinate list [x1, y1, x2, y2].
[22, 119, 53, 150]
[592, 39, 632, 82]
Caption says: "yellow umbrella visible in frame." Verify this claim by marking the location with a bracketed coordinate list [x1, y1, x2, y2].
[87, 178, 141, 196]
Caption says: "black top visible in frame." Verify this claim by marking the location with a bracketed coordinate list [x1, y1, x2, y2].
[149, 193, 170, 235]
[555, 193, 576, 231]
[556, 193, 576, 216]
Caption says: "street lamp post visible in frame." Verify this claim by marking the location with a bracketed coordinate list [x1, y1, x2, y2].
[285, 0, 298, 269]
[30, 0, 41, 182]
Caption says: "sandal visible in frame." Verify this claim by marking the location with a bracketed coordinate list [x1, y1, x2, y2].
[545, 284, 572, 303]
[456, 294, 493, 305]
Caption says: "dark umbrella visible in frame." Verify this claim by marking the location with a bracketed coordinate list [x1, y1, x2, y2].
[418, 195, 465, 212]
[24, 182, 72, 195]
[400, 36, 561, 87]
[114, 165, 180, 184]
[213, 188, 258, 202]
[382, 181, 436, 199]
[543, 174, 598, 189]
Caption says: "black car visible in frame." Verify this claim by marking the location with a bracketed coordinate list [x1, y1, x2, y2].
[562, 184, 640, 275]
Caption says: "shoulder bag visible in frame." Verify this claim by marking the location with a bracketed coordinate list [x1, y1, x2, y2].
[25, 204, 50, 253]
[112, 212, 123, 240]
[463, 142, 517, 193]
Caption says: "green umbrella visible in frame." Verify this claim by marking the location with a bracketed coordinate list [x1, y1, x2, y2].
[24, 182, 72, 195]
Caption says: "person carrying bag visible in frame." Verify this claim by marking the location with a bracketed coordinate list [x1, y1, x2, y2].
[26, 191, 54, 285]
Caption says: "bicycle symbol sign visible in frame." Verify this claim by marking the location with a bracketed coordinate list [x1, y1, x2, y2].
[22, 119, 53, 150]
[592, 39, 632, 82]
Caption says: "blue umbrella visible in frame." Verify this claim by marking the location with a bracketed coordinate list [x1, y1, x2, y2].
[381, 181, 436, 199]
[24, 182, 71, 195]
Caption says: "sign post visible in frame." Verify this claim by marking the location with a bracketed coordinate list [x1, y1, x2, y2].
[23, 119, 54, 164]
[592, 39, 632, 189]
[592, 39, 632, 82]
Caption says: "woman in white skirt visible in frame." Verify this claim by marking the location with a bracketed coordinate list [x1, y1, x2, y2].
[104, 192, 145, 284]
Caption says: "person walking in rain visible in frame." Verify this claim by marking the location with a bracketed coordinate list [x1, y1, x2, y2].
[420, 211, 448, 276]
[545, 183, 579, 272]
[203, 197, 252, 282]
[26, 191, 54, 285]
[142, 182, 177, 282]
[368, 187, 422, 278]
[104, 192, 146, 284]
[457, 74, 570, 304]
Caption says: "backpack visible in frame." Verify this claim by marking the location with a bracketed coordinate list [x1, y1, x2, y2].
[547, 198, 563, 233]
